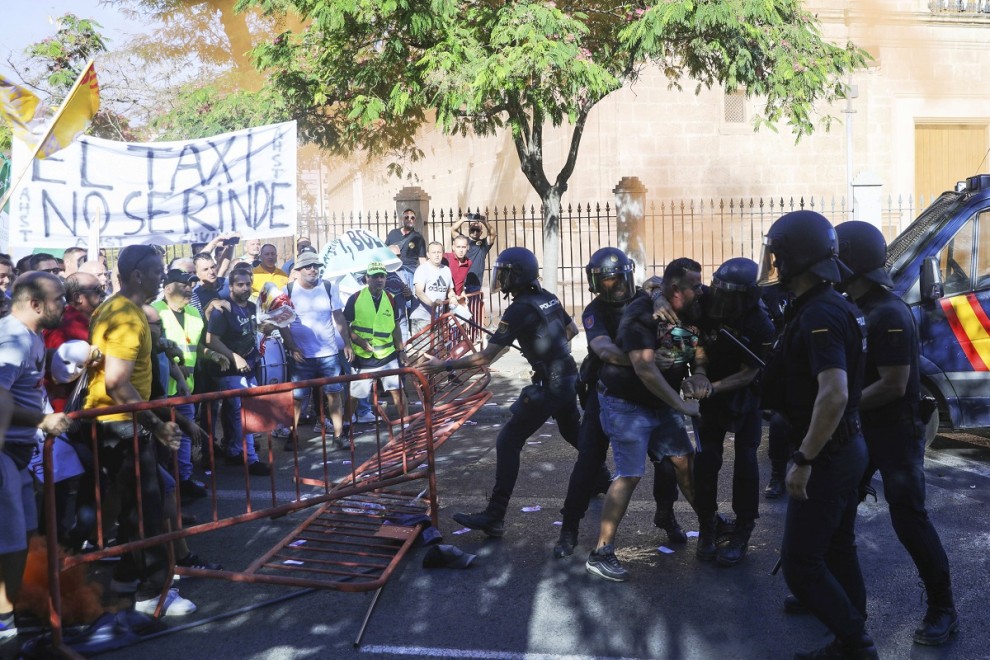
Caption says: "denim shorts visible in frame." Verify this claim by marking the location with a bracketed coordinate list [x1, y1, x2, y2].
[598, 392, 693, 478]
[0, 449, 37, 553]
[291, 353, 345, 398]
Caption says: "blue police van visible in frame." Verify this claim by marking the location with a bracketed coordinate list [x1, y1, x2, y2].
[885, 174, 990, 445]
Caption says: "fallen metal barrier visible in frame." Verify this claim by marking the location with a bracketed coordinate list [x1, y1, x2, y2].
[40, 314, 491, 655]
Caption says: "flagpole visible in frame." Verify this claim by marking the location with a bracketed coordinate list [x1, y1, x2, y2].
[0, 60, 96, 231]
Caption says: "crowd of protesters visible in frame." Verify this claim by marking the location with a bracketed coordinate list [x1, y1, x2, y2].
[0, 212, 497, 636]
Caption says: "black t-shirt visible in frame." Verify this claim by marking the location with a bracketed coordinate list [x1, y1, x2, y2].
[489, 287, 575, 375]
[774, 283, 865, 431]
[856, 287, 920, 427]
[385, 228, 427, 270]
[344, 290, 400, 368]
[207, 298, 259, 375]
[697, 300, 775, 417]
[579, 296, 625, 384]
[599, 291, 702, 407]
[466, 239, 494, 282]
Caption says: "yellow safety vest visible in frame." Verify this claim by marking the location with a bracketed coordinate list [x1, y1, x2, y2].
[152, 300, 204, 396]
[352, 289, 397, 361]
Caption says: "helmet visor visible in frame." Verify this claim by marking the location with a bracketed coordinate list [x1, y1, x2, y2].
[589, 267, 635, 303]
[756, 236, 780, 287]
[491, 263, 512, 294]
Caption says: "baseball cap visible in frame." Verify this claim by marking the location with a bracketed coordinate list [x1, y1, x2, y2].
[366, 261, 387, 276]
[294, 252, 323, 270]
[164, 269, 199, 286]
[116, 245, 160, 279]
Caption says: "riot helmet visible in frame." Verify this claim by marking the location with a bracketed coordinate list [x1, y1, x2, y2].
[491, 247, 539, 295]
[835, 221, 893, 288]
[757, 210, 850, 287]
[586, 247, 635, 304]
[706, 257, 761, 321]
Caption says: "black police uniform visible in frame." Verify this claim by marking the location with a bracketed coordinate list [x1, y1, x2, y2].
[768, 282, 870, 643]
[693, 301, 774, 528]
[856, 286, 953, 607]
[760, 284, 793, 493]
[484, 286, 581, 516]
[558, 296, 623, 532]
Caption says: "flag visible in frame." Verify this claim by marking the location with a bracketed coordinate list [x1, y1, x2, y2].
[0, 75, 46, 144]
[38, 61, 100, 158]
[0, 61, 100, 159]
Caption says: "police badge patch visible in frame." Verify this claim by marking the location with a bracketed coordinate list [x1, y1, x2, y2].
[497, 321, 509, 335]
[584, 314, 595, 329]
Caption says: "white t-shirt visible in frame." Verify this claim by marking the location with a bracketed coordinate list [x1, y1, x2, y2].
[0, 315, 47, 445]
[411, 263, 453, 321]
[286, 282, 343, 358]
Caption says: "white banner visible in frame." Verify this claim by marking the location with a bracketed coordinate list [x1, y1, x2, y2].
[8, 121, 297, 249]
[318, 228, 401, 280]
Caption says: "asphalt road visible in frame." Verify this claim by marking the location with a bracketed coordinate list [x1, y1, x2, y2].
[34, 344, 990, 660]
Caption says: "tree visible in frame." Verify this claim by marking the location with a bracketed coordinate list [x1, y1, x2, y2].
[251, 1, 870, 291]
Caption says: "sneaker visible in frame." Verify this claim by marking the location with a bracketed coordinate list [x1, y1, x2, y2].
[176, 553, 223, 571]
[133, 588, 197, 617]
[224, 453, 246, 466]
[312, 419, 334, 434]
[356, 410, 377, 424]
[179, 479, 208, 501]
[248, 461, 271, 476]
[553, 527, 578, 559]
[585, 545, 629, 582]
[0, 612, 17, 640]
[452, 509, 505, 538]
[271, 425, 292, 439]
[333, 436, 349, 451]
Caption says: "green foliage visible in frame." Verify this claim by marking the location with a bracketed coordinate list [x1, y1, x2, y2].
[25, 14, 108, 94]
[619, 0, 872, 139]
[151, 83, 288, 139]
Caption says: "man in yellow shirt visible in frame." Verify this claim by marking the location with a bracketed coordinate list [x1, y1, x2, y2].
[85, 244, 195, 617]
[251, 244, 289, 299]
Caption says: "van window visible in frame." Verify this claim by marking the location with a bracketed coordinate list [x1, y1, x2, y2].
[938, 215, 974, 297]
[976, 211, 990, 291]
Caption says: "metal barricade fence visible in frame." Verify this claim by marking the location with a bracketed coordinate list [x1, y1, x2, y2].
[39, 330, 492, 654]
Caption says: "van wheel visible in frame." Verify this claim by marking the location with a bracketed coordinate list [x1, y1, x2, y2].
[922, 386, 939, 449]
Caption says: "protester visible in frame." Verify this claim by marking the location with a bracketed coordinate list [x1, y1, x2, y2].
[0, 255, 14, 296]
[191, 252, 228, 316]
[24, 254, 61, 276]
[282, 237, 313, 273]
[0, 273, 72, 639]
[62, 248, 87, 278]
[410, 242, 456, 335]
[238, 238, 262, 267]
[451, 212, 497, 292]
[251, 244, 289, 299]
[78, 260, 111, 295]
[84, 244, 195, 616]
[386, 209, 427, 294]
[43, 272, 104, 412]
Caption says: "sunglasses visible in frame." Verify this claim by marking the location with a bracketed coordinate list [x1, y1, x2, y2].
[403, 215, 416, 220]
[299, 263, 320, 271]
[78, 287, 106, 297]
[41, 267, 62, 274]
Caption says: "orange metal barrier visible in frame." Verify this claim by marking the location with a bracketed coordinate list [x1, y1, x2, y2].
[38, 323, 492, 655]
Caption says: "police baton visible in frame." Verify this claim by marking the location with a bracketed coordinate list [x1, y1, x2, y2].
[717, 328, 766, 369]
[450, 312, 525, 353]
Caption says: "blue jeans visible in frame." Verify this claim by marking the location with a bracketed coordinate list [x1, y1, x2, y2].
[174, 402, 196, 480]
[598, 392, 692, 478]
[291, 354, 344, 398]
[219, 374, 259, 463]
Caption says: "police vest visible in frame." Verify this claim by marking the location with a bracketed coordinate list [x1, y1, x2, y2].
[152, 301, 204, 396]
[512, 288, 574, 374]
[351, 289, 397, 360]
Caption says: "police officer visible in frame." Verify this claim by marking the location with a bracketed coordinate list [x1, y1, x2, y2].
[423, 247, 583, 537]
[836, 221, 957, 646]
[761, 284, 793, 500]
[554, 248, 634, 558]
[758, 211, 877, 660]
[692, 258, 775, 566]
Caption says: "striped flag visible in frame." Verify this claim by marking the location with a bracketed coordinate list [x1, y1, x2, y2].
[0, 61, 100, 159]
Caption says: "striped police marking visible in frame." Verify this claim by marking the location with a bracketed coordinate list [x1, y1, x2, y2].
[941, 294, 990, 371]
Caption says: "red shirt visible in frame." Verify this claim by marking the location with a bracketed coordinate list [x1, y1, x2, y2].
[444, 252, 472, 295]
[43, 305, 91, 412]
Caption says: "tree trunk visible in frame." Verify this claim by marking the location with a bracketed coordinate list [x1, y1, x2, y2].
[541, 190, 562, 294]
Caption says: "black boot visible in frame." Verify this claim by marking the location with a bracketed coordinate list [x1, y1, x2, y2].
[765, 471, 785, 499]
[453, 494, 507, 538]
[696, 514, 717, 561]
[654, 507, 687, 544]
[794, 633, 878, 659]
[913, 583, 958, 646]
[717, 519, 755, 567]
[553, 525, 579, 559]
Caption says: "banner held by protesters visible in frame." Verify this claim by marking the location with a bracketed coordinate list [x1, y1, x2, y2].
[8, 120, 297, 250]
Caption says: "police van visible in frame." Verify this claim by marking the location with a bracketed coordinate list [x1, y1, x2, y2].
[885, 174, 990, 445]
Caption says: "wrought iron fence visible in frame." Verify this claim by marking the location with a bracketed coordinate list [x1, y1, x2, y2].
[298, 193, 924, 320]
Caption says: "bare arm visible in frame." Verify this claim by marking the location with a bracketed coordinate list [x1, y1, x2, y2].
[860, 365, 910, 411]
[629, 348, 699, 416]
[333, 309, 354, 362]
[589, 335, 630, 366]
[104, 355, 180, 447]
[786, 368, 849, 500]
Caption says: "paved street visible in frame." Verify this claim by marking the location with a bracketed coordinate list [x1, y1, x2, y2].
[73, 343, 989, 660]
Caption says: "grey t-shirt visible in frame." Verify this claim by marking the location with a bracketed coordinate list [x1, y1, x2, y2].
[0, 315, 47, 444]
